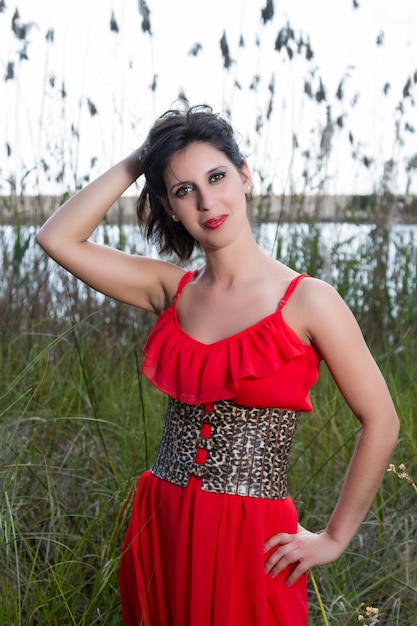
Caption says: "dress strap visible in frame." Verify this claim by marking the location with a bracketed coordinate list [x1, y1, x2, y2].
[174, 270, 198, 303]
[278, 273, 310, 310]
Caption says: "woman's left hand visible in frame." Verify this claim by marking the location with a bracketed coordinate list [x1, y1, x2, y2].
[264, 524, 345, 586]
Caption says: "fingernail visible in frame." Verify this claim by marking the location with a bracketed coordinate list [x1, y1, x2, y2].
[284, 581, 289, 588]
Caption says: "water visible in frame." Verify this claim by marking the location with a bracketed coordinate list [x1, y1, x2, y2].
[2, 221, 416, 319]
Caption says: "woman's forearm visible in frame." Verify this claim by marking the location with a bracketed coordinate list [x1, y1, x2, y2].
[263, 410, 399, 586]
[324, 414, 400, 549]
[36, 149, 142, 254]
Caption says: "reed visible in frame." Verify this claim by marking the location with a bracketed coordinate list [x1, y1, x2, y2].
[1, 227, 416, 624]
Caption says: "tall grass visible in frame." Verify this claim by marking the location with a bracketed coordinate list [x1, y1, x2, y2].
[1, 311, 163, 625]
[1, 219, 416, 624]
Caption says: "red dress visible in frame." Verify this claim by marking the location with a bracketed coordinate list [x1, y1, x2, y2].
[119, 272, 320, 626]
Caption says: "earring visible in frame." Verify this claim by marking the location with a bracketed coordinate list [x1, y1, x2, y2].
[172, 214, 180, 222]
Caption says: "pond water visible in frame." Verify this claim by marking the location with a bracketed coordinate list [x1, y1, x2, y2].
[2, 221, 416, 320]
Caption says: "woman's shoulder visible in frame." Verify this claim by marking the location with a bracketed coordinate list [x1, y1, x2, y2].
[288, 275, 350, 320]
[292, 275, 344, 306]
[290, 275, 363, 344]
[281, 274, 353, 343]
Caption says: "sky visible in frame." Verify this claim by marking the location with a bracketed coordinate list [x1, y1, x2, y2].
[1, 0, 417, 196]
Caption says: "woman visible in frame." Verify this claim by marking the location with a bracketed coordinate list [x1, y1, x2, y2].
[36, 105, 400, 625]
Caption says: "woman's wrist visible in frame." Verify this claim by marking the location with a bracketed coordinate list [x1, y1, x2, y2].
[124, 148, 143, 181]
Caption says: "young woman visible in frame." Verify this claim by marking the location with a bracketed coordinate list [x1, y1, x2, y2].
[36, 105, 400, 626]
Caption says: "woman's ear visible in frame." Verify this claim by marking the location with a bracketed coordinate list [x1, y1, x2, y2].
[162, 197, 180, 222]
[240, 161, 252, 189]
[241, 162, 252, 194]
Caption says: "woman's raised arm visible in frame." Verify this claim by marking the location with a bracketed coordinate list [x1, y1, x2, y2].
[36, 149, 184, 314]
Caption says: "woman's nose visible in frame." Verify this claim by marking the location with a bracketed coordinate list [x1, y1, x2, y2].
[197, 187, 214, 211]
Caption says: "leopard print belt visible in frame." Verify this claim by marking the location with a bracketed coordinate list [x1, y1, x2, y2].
[151, 398, 300, 499]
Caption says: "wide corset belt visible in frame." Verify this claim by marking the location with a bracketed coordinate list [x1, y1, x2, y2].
[151, 398, 300, 499]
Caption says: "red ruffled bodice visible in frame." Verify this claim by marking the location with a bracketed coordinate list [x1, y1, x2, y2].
[141, 271, 320, 411]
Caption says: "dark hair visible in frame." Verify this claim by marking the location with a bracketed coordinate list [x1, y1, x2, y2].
[136, 104, 245, 261]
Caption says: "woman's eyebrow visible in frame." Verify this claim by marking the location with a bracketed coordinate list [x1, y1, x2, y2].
[169, 165, 229, 193]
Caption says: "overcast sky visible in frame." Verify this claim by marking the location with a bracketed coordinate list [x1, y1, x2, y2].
[1, 0, 417, 195]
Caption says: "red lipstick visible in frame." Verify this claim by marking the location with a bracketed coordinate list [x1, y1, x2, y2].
[202, 215, 227, 229]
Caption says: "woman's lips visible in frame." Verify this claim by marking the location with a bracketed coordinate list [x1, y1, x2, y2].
[202, 215, 228, 229]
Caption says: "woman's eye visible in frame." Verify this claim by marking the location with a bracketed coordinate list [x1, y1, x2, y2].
[175, 185, 193, 198]
[210, 171, 226, 183]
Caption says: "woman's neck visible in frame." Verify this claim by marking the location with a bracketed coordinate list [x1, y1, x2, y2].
[199, 237, 271, 287]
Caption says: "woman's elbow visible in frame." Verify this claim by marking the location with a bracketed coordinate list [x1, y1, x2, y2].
[36, 225, 61, 257]
[382, 411, 401, 452]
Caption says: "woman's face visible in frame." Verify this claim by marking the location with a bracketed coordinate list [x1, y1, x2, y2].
[163, 142, 252, 250]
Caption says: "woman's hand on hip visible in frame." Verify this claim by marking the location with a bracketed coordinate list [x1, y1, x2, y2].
[264, 524, 345, 587]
